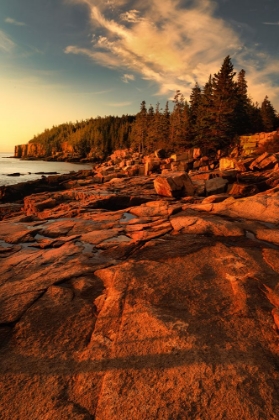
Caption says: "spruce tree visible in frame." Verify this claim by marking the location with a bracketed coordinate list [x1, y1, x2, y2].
[211, 55, 237, 148]
[194, 75, 217, 151]
[146, 104, 155, 151]
[159, 101, 170, 150]
[235, 69, 251, 134]
[261, 96, 277, 132]
[189, 82, 202, 141]
[170, 91, 191, 150]
[131, 101, 148, 153]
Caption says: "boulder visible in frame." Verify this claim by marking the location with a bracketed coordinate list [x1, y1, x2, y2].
[192, 148, 201, 159]
[249, 152, 278, 171]
[154, 172, 195, 198]
[228, 183, 260, 197]
[219, 157, 235, 170]
[205, 177, 228, 196]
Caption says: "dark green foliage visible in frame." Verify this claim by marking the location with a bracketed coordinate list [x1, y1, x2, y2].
[28, 56, 278, 157]
[194, 75, 216, 150]
[235, 69, 252, 135]
[261, 96, 277, 132]
[210, 56, 238, 148]
[29, 115, 135, 158]
[189, 82, 202, 140]
[130, 101, 148, 153]
[169, 91, 191, 150]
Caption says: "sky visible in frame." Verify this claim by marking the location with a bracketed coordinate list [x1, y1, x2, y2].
[0, 0, 279, 152]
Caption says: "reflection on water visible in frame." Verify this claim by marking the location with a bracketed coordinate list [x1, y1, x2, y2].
[0, 153, 92, 187]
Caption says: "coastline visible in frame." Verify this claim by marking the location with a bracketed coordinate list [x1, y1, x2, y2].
[0, 152, 93, 187]
[1, 163, 279, 418]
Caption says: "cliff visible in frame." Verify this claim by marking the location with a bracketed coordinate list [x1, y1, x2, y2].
[1, 165, 279, 419]
[14, 141, 76, 160]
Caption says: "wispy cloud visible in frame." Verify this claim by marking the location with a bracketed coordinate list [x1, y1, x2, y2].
[262, 21, 279, 26]
[66, 0, 279, 108]
[5, 17, 26, 26]
[120, 9, 144, 23]
[122, 73, 135, 83]
[0, 30, 15, 52]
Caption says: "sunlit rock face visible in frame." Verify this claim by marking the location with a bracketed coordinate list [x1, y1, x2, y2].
[1, 171, 279, 419]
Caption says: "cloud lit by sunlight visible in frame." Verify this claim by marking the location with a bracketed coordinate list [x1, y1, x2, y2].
[65, 0, 279, 108]
[121, 73, 135, 83]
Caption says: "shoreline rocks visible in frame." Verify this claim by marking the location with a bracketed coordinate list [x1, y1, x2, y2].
[1, 156, 279, 418]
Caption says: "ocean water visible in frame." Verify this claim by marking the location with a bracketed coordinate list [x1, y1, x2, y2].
[0, 153, 93, 187]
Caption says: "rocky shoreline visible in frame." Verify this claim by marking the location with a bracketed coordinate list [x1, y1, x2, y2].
[1, 150, 279, 419]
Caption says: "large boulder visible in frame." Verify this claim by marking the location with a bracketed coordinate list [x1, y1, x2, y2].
[189, 188, 279, 224]
[154, 172, 195, 198]
[205, 177, 228, 196]
[249, 152, 278, 171]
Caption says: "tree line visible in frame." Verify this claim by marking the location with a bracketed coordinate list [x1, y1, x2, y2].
[29, 56, 278, 158]
[131, 56, 279, 153]
[29, 115, 135, 159]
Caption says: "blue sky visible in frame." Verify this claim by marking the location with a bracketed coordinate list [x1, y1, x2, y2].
[0, 0, 279, 152]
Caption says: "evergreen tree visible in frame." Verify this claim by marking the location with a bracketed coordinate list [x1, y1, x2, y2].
[131, 101, 148, 153]
[261, 96, 277, 132]
[189, 82, 202, 140]
[158, 101, 170, 150]
[146, 104, 156, 152]
[235, 69, 251, 134]
[194, 75, 217, 150]
[211, 55, 237, 148]
[170, 91, 191, 150]
[247, 102, 264, 133]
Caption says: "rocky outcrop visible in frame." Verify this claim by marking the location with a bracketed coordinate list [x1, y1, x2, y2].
[153, 172, 195, 197]
[1, 172, 279, 419]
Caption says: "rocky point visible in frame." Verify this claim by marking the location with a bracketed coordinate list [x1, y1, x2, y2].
[1, 149, 279, 419]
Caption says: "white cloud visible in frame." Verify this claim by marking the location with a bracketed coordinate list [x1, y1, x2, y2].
[5, 17, 26, 26]
[66, 0, 279, 109]
[122, 73, 135, 83]
[0, 30, 15, 52]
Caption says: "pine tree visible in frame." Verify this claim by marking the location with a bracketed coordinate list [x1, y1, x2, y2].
[158, 101, 170, 150]
[131, 101, 148, 153]
[170, 91, 191, 150]
[194, 75, 217, 150]
[261, 96, 277, 132]
[247, 102, 264, 133]
[235, 69, 252, 134]
[211, 55, 237, 148]
[189, 82, 202, 140]
[146, 104, 156, 152]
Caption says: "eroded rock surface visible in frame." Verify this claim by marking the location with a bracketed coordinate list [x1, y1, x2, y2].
[1, 174, 279, 419]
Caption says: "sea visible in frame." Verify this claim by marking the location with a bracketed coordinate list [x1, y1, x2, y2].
[0, 152, 93, 187]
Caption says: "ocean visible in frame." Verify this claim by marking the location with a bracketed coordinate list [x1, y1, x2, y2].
[0, 153, 93, 187]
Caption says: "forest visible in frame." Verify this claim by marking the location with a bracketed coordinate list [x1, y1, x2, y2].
[29, 56, 279, 158]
